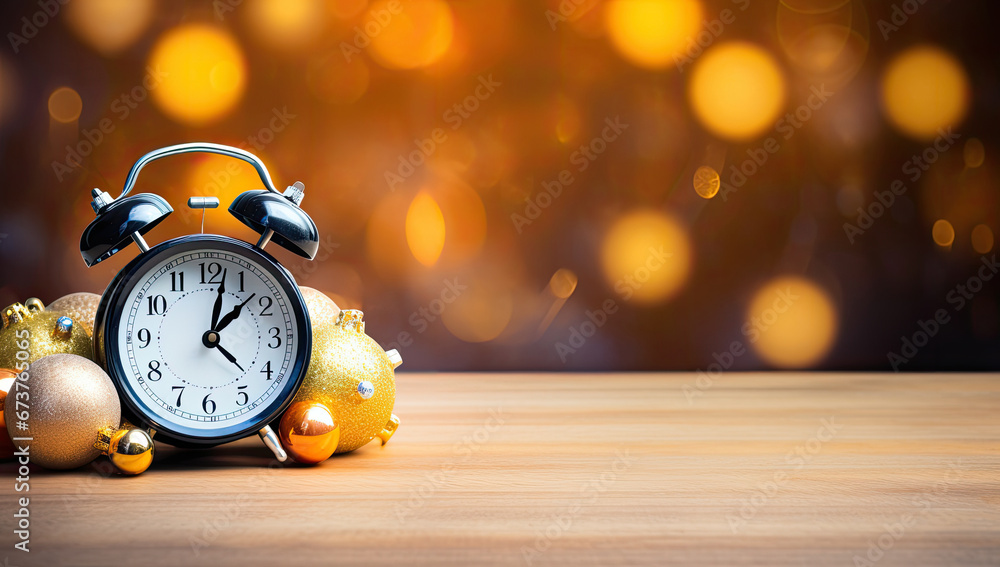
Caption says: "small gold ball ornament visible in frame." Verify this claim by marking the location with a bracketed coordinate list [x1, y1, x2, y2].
[0, 368, 17, 458]
[300, 287, 341, 330]
[47, 292, 101, 337]
[95, 424, 154, 475]
[293, 309, 402, 453]
[0, 299, 94, 368]
[4, 354, 120, 469]
[278, 400, 340, 464]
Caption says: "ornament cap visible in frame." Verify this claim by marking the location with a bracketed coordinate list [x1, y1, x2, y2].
[1, 303, 32, 329]
[337, 309, 365, 333]
[385, 348, 403, 369]
[377, 414, 400, 446]
[52, 316, 74, 339]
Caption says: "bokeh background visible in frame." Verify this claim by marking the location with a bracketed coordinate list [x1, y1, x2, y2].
[0, 0, 996, 371]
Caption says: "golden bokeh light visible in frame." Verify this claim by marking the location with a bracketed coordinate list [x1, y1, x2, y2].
[775, 0, 869, 89]
[964, 138, 985, 169]
[245, 0, 325, 50]
[549, 269, 579, 299]
[148, 25, 247, 125]
[932, 219, 955, 248]
[405, 192, 446, 267]
[881, 46, 970, 140]
[693, 165, 720, 199]
[441, 277, 513, 343]
[307, 54, 370, 104]
[972, 225, 994, 254]
[65, 0, 155, 55]
[603, 0, 703, 69]
[747, 276, 838, 368]
[48, 87, 83, 123]
[688, 42, 787, 141]
[368, 0, 454, 70]
[600, 210, 692, 304]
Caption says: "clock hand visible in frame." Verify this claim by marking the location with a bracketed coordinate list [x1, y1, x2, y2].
[214, 292, 257, 333]
[210, 268, 228, 331]
[214, 343, 245, 372]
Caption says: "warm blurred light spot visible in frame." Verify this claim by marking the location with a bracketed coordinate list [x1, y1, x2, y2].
[688, 42, 787, 141]
[972, 224, 994, 254]
[441, 277, 513, 343]
[693, 165, 720, 199]
[776, 0, 868, 89]
[964, 138, 985, 169]
[748, 276, 837, 368]
[600, 210, 692, 304]
[65, 0, 155, 55]
[405, 192, 446, 267]
[368, 0, 454, 69]
[307, 53, 370, 104]
[184, 155, 269, 233]
[555, 97, 582, 144]
[48, 87, 83, 123]
[549, 269, 578, 299]
[148, 25, 247, 125]
[245, 0, 325, 50]
[603, 0, 703, 69]
[778, 0, 851, 14]
[881, 46, 969, 141]
[331, 0, 368, 19]
[932, 219, 955, 248]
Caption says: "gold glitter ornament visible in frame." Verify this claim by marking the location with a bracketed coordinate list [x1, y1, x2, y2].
[4, 354, 120, 469]
[95, 423, 154, 475]
[47, 292, 101, 336]
[292, 309, 402, 453]
[300, 286, 341, 330]
[0, 369, 16, 458]
[0, 299, 94, 368]
[278, 400, 340, 464]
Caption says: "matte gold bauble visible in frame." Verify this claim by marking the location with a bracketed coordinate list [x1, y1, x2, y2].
[0, 299, 94, 369]
[0, 369, 16, 458]
[293, 309, 401, 453]
[278, 400, 340, 464]
[95, 425, 154, 475]
[4, 354, 120, 469]
[300, 287, 341, 330]
[47, 292, 101, 336]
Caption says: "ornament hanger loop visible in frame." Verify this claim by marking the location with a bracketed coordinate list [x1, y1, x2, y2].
[118, 142, 281, 200]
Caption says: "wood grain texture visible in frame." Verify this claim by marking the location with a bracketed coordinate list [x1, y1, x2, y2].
[2, 372, 999, 566]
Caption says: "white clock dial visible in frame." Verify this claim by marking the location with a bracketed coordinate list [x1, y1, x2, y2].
[116, 250, 299, 431]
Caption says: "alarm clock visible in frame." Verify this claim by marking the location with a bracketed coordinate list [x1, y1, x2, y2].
[80, 143, 321, 461]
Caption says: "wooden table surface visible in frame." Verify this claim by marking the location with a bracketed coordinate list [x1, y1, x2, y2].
[2, 372, 999, 566]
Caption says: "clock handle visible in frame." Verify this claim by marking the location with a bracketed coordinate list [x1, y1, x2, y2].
[258, 425, 288, 462]
[118, 143, 282, 201]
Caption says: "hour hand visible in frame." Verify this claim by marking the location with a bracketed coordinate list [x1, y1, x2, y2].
[210, 268, 228, 330]
[214, 292, 256, 333]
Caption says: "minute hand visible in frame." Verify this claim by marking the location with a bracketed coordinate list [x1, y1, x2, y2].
[214, 292, 256, 332]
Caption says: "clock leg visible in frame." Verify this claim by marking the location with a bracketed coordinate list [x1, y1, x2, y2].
[258, 425, 287, 462]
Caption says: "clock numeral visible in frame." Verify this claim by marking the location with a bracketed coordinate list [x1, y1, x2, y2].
[202, 393, 217, 415]
[137, 328, 151, 349]
[147, 295, 167, 315]
[260, 360, 273, 380]
[148, 360, 162, 381]
[238, 271, 245, 293]
[258, 296, 274, 317]
[200, 262, 223, 284]
[170, 271, 184, 292]
[172, 385, 184, 407]
[237, 385, 248, 405]
[268, 327, 282, 348]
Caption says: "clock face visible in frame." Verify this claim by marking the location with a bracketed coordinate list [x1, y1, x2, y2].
[102, 237, 309, 443]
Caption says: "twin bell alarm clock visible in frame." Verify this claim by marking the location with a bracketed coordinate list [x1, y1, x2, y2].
[79, 143, 320, 461]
